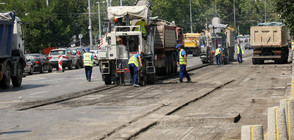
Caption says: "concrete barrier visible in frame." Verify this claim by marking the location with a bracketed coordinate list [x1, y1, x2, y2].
[280, 99, 294, 140]
[241, 125, 264, 140]
[268, 106, 288, 140]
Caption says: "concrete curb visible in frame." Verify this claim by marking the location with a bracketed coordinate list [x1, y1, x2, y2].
[268, 106, 288, 140]
[291, 51, 294, 98]
[280, 99, 294, 140]
[241, 125, 264, 140]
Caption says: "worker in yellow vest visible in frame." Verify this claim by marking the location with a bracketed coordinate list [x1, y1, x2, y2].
[134, 20, 148, 39]
[176, 44, 191, 83]
[128, 54, 143, 87]
[215, 44, 222, 65]
[237, 43, 244, 64]
[83, 48, 94, 82]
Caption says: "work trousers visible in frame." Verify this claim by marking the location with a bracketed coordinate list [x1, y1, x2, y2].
[128, 64, 138, 85]
[85, 66, 93, 81]
[179, 65, 191, 82]
[237, 54, 243, 63]
[216, 54, 222, 65]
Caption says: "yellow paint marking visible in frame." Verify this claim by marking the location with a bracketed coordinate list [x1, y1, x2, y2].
[287, 100, 291, 140]
[291, 80, 294, 98]
[250, 126, 255, 140]
[275, 108, 279, 140]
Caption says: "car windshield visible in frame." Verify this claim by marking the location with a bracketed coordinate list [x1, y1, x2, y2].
[50, 50, 65, 55]
[25, 55, 40, 61]
[71, 49, 77, 55]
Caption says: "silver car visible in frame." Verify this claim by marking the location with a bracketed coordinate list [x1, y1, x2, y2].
[48, 48, 79, 70]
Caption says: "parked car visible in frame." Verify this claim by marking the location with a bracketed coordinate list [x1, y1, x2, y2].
[69, 47, 86, 68]
[24, 54, 53, 74]
[24, 57, 34, 75]
[48, 48, 78, 70]
[90, 50, 99, 65]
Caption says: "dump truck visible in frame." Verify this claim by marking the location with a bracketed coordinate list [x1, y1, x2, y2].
[251, 22, 290, 64]
[0, 12, 25, 89]
[97, 1, 183, 85]
[184, 33, 203, 56]
[200, 17, 235, 64]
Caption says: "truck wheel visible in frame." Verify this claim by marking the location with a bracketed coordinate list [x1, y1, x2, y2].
[0, 61, 11, 89]
[165, 57, 170, 75]
[104, 75, 111, 85]
[147, 73, 156, 84]
[12, 62, 23, 87]
[252, 58, 258, 64]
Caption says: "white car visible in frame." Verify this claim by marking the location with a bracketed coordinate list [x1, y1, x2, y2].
[90, 50, 99, 65]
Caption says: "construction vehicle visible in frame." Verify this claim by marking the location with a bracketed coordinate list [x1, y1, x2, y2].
[200, 17, 235, 64]
[97, 1, 183, 85]
[0, 12, 25, 89]
[251, 22, 290, 64]
[184, 33, 204, 56]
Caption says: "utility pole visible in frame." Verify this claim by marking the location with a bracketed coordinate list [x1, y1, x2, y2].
[215, 0, 217, 15]
[120, 0, 122, 6]
[233, 0, 236, 27]
[96, 1, 105, 39]
[88, 0, 93, 47]
[264, 0, 267, 22]
[189, 0, 193, 33]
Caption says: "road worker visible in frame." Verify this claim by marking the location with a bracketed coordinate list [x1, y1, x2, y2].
[237, 43, 244, 64]
[83, 48, 94, 82]
[215, 44, 222, 65]
[176, 44, 192, 83]
[134, 20, 148, 39]
[128, 53, 143, 87]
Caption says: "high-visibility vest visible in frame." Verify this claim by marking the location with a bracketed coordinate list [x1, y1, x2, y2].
[83, 53, 93, 67]
[215, 48, 221, 56]
[128, 55, 140, 67]
[179, 49, 186, 65]
[134, 21, 147, 36]
[237, 46, 244, 55]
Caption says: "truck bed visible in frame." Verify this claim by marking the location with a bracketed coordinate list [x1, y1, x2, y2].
[154, 25, 177, 50]
[0, 12, 15, 58]
[250, 26, 288, 47]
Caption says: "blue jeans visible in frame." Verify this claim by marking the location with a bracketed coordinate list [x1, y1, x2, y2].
[128, 64, 138, 85]
[216, 55, 222, 65]
[237, 54, 243, 63]
[85, 66, 93, 81]
[179, 65, 191, 82]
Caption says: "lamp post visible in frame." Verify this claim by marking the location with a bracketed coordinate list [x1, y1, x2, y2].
[264, 0, 266, 22]
[120, 0, 122, 6]
[88, 0, 93, 47]
[189, 0, 193, 33]
[96, 1, 105, 40]
[46, 0, 49, 7]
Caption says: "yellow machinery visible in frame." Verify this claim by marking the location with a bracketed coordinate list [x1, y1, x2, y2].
[184, 33, 202, 56]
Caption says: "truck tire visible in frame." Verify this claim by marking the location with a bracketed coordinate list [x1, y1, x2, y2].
[165, 56, 170, 75]
[104, 75, 111, 85]
[147, 73, 156, 84]
[0, 60, 11, 89]
[252, 58, 258, 64]
[12, 62, 23, 87]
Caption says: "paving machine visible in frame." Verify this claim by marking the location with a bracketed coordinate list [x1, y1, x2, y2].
[97, 1, 183, 85]
[200, 17, 235, 64]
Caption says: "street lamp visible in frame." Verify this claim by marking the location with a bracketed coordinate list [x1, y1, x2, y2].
[96, 1, 105, 40]
[88, 0, 93, 47]
[189, 0, 193, 33]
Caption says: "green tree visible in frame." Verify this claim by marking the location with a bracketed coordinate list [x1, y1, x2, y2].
[274, 0, 294, 34]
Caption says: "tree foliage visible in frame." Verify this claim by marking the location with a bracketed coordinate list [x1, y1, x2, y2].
[274, 0, 294, 35]
[0, 0, 287, 52]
